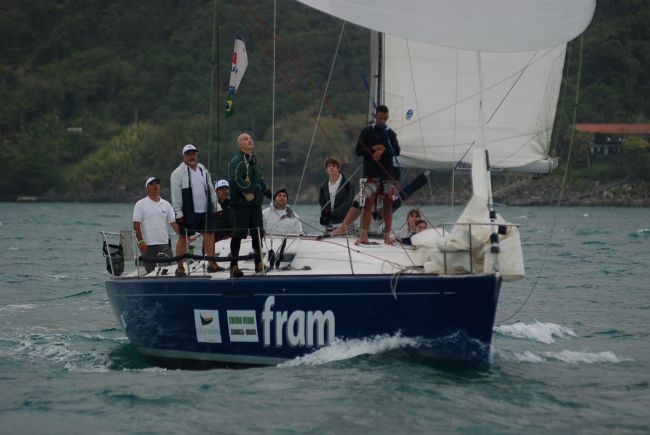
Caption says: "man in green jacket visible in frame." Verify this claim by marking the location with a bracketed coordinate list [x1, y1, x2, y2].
[227, 133, 271, 277]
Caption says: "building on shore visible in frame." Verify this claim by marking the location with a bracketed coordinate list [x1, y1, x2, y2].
[576, 124, 650, 156]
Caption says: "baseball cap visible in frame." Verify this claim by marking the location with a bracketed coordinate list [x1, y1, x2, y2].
[215, 179, 229, 189]
[145, 177, 160, 188]
[182, 144, 198, 154]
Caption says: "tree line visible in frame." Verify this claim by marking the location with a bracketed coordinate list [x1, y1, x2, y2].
[1, 0, 648, 200]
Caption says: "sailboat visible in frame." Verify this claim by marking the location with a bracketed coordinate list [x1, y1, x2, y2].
[103, 0, 596, 368]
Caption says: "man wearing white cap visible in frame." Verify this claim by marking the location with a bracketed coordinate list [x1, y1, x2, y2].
[214, 179, 233, 241]
[133, 177, 180, 273]
[170, 144, 224, 276]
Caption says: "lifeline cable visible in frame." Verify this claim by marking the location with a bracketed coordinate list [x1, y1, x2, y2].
[497, 34, 585, 324]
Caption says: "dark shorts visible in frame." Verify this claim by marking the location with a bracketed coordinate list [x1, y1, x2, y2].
[178, 211, 217, 236]
[232, 206, 264, 239]
[142, 244, 173, 273]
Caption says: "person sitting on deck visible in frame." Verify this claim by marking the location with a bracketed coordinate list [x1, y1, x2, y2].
[263, 188, 303, 235]
[401, 219, 428, 246]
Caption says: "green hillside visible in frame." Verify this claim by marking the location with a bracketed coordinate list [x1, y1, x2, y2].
[1, 0, 649, 202]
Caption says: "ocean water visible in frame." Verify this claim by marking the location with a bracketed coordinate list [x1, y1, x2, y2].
[1, 202, 649, 434]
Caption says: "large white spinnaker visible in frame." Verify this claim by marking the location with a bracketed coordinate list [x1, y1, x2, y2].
[294, 0, 595, 52]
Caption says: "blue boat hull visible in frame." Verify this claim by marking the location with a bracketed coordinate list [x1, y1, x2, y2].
[105, 274, 501, 368]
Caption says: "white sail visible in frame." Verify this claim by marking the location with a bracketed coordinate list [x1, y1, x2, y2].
[384, 40, 567, 173]
[295, 0, 595, 52]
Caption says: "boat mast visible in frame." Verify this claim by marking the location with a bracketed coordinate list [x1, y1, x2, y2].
[368, 30, 383, 122]
[476, 51, 501, 260]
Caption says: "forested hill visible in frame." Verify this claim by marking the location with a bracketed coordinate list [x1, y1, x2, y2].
[1, 0, 649, 202]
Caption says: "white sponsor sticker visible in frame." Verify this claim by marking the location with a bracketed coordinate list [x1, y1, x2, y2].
[194, 309, 222, 343]
[227, 310, 259, 343]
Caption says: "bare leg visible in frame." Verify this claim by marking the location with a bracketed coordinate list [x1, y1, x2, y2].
[383, 199, 393, 244]
[202, 231, 220, 268]
[358, 195, 375, 244]
[329, 207, 361, 236]
[176, 235, 186, 271]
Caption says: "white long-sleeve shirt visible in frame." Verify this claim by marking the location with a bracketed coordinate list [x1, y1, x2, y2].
[262, 205, 303, 235]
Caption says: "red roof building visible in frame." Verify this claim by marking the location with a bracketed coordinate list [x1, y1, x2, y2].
[575, 124, 650, 156]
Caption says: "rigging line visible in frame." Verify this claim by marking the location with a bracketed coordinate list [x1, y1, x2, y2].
[550, 43, 573, 157]
[239, 0, 403, 188]
[405, 40, 427, 190]
[204, 0, 219, 236]
[271, 0, 276, 193]
[238, 4, 347, 159]
[207, 0, 218, 174]
[486, 50, 539, 125]
[294, 21, 346, 208]
[452, 49, 459, 216]
[497, 35, 585, 324]
[407, 47, 560, 128]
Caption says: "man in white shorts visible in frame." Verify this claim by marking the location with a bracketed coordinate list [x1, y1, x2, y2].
[133, 176, 180, 273]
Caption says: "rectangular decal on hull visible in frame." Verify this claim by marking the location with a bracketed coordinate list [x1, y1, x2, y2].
[227, 310, 259, 342]
[194, 309, 222, 343]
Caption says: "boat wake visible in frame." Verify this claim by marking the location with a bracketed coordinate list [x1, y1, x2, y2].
[278, 333, 422, 367]
[494, 320, 577, 344]
[494, 348, 633, 364]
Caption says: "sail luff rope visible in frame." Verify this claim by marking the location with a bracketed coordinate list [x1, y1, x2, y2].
[497, 34, 585, 324]
[294, 21, 346, 208]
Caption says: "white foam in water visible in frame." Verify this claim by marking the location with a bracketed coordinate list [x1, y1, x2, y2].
[279, 333, 422, 367]
[0, 304, 37, 313]
[542, 350, 632, 364]
[8, 246, 18, 250]
[46, 274, 69, 280]
[494, 349, 545, 363]
[494, 320, 577, 344]
[494, 348, 631, 364]
[637, 228, 650, 233]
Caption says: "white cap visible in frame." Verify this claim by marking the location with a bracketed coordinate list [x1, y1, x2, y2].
[182, 144, 197, 154]
[145, 176, 160, 188]
[215, 179, 229, 189]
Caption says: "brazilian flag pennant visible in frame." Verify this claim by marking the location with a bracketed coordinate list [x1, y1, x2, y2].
[225, 94, 234, 118]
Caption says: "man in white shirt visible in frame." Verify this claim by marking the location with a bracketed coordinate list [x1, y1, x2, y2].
[262, 189, 303, 235]
[170, 144, 224, 276]
[133, 177, 180, 273]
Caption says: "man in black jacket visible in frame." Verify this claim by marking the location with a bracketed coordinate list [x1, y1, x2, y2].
[319, 157, 354, 227]
[214, 179, 234, 241]
[355, 105, 400, 245]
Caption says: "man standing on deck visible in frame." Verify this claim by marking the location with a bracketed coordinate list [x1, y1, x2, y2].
[356, 105, 400, 245]
[170, 144, 224, 276]
[228, 133, 271, 278]
[133, 177, 180, 273]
